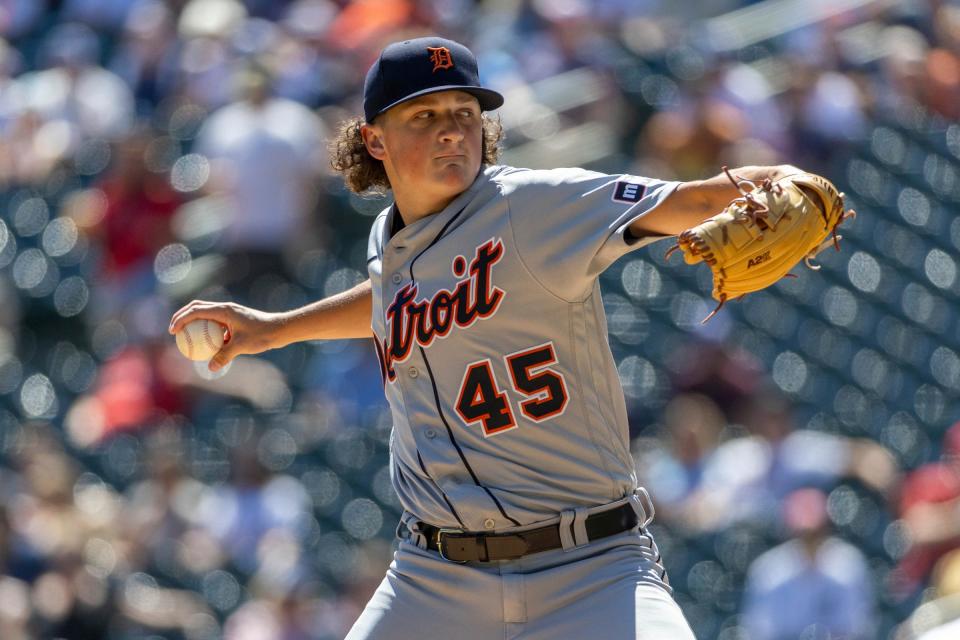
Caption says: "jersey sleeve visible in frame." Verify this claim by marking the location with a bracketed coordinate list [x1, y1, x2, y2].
[499, 167, 680, 301]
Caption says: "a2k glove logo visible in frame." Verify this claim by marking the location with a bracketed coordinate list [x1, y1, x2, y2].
[612, 179, 647, 203]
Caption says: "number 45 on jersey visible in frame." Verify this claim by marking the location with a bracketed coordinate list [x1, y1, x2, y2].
[455, 341, 569, 437]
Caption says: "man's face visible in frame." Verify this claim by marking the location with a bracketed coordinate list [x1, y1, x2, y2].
[363, 90, 483, 215]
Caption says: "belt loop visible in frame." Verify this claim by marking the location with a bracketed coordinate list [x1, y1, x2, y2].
[632, 487, 655, 528]
[572, 506, 590, 547]
[559, 509, 576, 551]
[400, 512, 429, 550]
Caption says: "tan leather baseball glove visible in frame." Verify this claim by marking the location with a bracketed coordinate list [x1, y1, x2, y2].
[667, 167, 855, 323]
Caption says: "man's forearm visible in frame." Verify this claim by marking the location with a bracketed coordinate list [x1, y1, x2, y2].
[634, 164, 801, 237]
[674, 164, 802, 223]
[273, 279, 373, 346]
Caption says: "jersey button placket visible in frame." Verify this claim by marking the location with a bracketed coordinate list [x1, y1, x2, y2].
[407, 366, 418, 378]
[391, 273, 403, 284]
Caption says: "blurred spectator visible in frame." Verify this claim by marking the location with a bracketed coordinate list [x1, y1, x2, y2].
[742, 488, 875, 640]
[122, 429, 228, 594]
[3, 425, 120, 638]
[785, 65, 869, 163]
[109, 0, 181, 112]
[879, 24, 934, 114]
[913, 610, 960, 640]
[193, 59, 327, 300]
[203, 443, 311, 576]
[671, 389, 899, 532]
[176, 0, 249, 109]
[274, 1, 350, 107]
[0, 108, 54, 186]
[0, 22, 133, 188]
[87, 128, 182, 311]
[30, 554, 116, 639]
[0, 502, 45, 583]
[920, 46, 960, 120]
[224, 577, 364, 640]
[0, 574, 31, 639]
[666, 341, 764, 420]
[60, 0, 135, 32]
[899, 549, 960, 639]
[8, 22, 134, 143]
[639, 99, 751, 181]
[0, 38, 22, 116]
[709, 61, 788, 152]
[0, 1, 45, 39]
[636, 392, 727, 529]
[64, 342, 188, 445]
[893, 422, 960, 598]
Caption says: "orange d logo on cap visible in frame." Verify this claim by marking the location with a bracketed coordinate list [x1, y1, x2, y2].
[427, 46, 454, 72]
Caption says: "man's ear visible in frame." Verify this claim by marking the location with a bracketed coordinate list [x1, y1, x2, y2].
[361, 124, 386, 161]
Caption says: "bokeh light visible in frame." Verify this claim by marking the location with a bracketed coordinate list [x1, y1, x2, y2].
[170, 153, 210, 193]
[20, 373, 57, 418]
[0, 220, 17, 268]
[621, 259, 662, 300]
[901, 283, 935, 326]
[13, 197, 49, 237]
[617, 355, 660, 401]
[822, 286, 858, 327]
[42, 217, 79, 258]
[924, 248, 956, 290]
[201, 570, 242, 613]
[154, 243, 193, 283]
[53, 276, 89, 317]
[74, 138, 111, 176]
[0, 355, 24, 395]
[847, 251, 881, 293]
[897, 187, 930, 227]
[323, 268, 365, 298]
[12, 248, 49, 290]
[605, 293, 651, 345]
[930, 347, 960, 391]
[772, 351, 807, 394]
[341, 498, 383, 541]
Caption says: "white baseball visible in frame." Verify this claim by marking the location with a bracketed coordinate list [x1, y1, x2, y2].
[175, 319, 225, 361]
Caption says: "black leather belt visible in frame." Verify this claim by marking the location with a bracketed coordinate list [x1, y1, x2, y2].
[418, 502, 638, 563]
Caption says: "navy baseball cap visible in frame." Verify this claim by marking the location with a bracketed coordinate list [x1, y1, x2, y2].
[363, 37, 504, 123]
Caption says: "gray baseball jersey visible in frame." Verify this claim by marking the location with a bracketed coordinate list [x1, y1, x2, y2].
[366, 164, 679, 532]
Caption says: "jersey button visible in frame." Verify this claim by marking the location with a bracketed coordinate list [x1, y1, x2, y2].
[391, 273, 403, 284]
[425, 429, 437, 439]
[483, 518, 496, 530]
[407, 367, 419, 378]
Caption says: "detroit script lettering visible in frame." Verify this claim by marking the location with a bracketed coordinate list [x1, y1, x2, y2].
[374, 239, 505, 383]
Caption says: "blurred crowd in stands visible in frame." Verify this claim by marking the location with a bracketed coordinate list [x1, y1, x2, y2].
[0, 0, 958, 638]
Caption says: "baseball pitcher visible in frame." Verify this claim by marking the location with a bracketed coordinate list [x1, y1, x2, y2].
[170, 37, 851, 639]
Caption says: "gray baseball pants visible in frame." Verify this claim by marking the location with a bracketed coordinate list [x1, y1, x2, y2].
[345, 524, 696, 639]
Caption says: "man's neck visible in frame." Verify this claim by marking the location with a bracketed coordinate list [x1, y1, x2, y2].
[393, 191, 458, 225]
[388, 166, 485, 225]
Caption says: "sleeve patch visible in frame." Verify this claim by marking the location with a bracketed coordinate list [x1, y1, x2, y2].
[612, 180, 647, 204]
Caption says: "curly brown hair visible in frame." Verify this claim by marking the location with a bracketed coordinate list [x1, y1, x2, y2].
[329, 114, 504, 195]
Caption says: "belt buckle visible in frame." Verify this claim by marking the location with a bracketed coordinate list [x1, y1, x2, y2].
[437, 528, 468, 563]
